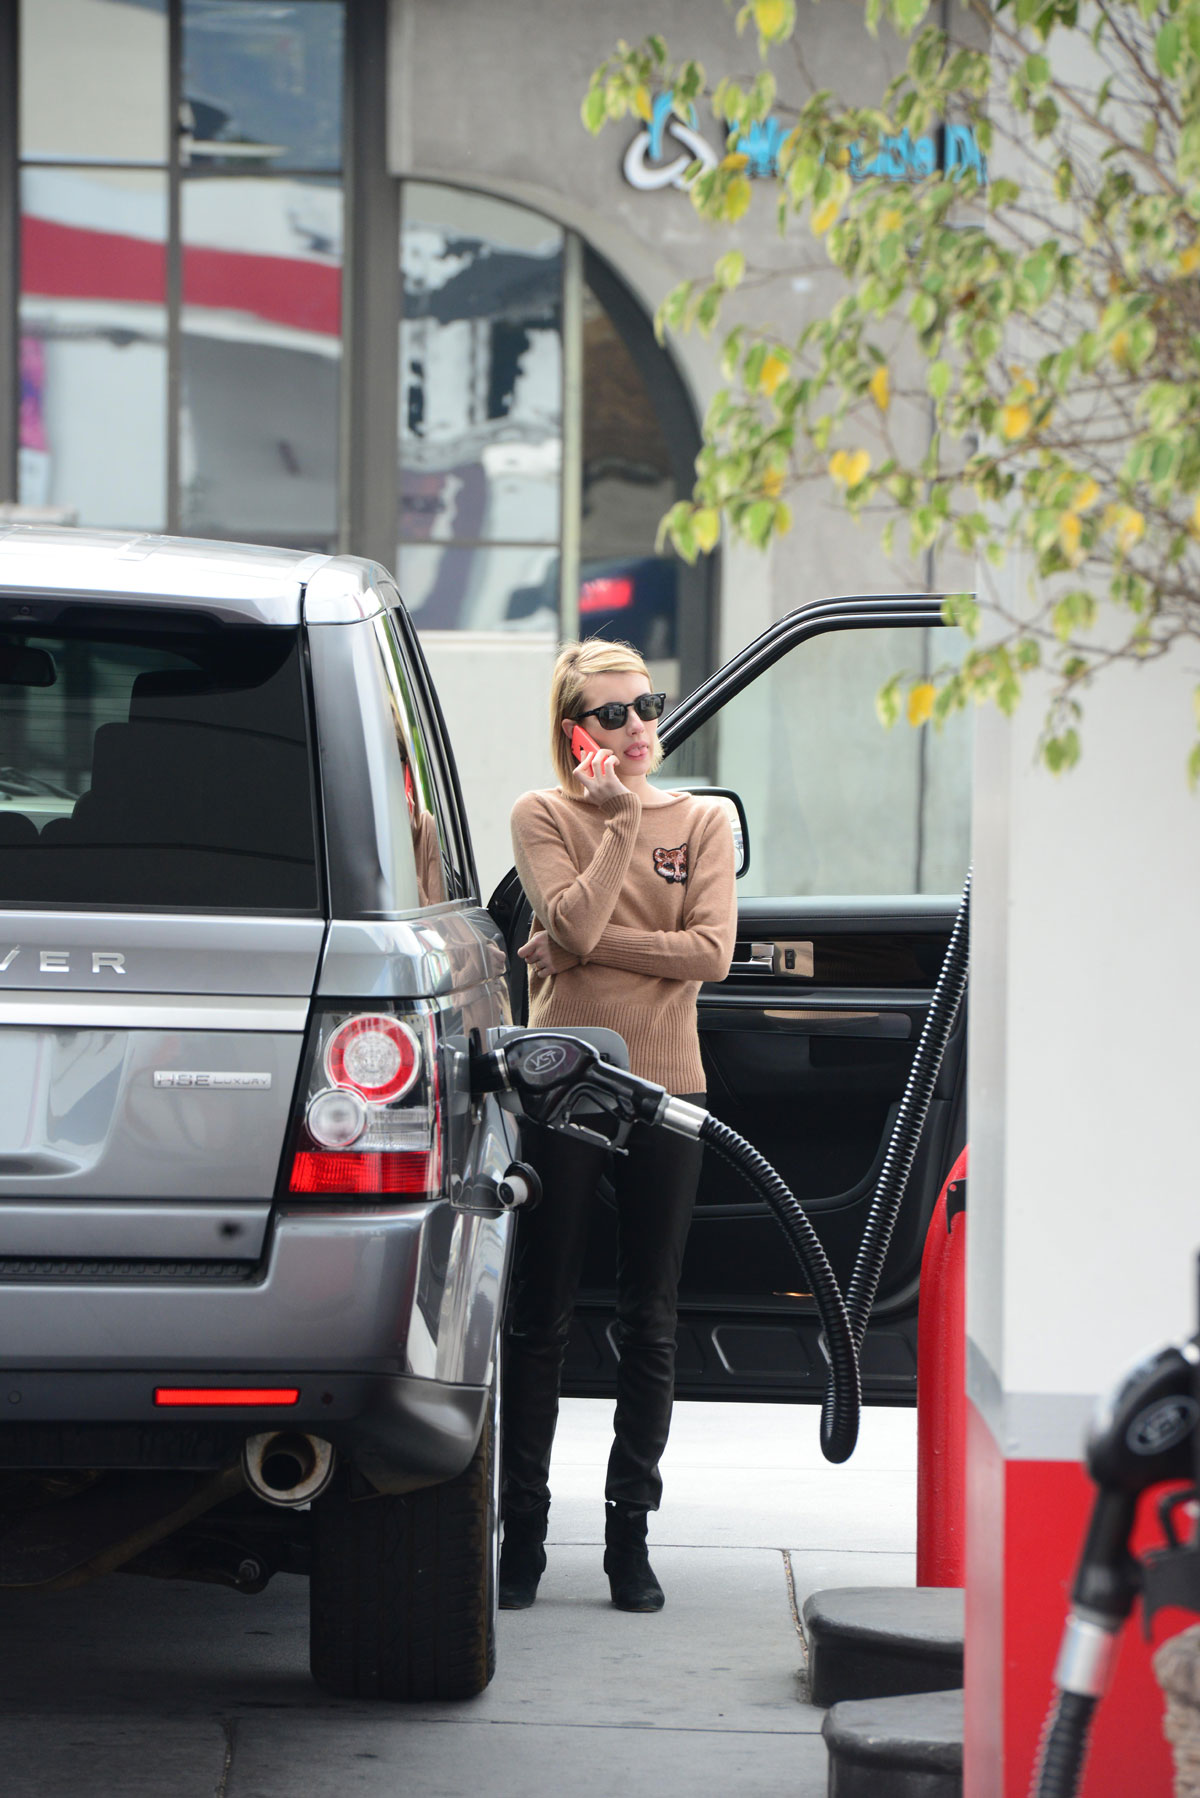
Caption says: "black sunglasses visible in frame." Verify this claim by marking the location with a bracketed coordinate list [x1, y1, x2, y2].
[575, 692, 666, 732]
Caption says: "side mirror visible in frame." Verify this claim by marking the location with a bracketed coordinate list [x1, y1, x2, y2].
[667, 786, 749, 878]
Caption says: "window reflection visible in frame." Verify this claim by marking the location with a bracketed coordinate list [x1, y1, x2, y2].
[179, 177, 341, 546]
[19, 168, 167, 528]
[21, 0, 168, 164]
[397, 544, 559, 634]
[400, 185, 563, 549]
[579, 260, 689, 670]
[182, 1, 344, 171]
[656, 628, 972, 899]
[581, 285, 674, 558]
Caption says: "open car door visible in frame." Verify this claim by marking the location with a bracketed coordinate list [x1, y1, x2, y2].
[488, 594, 970, 1406]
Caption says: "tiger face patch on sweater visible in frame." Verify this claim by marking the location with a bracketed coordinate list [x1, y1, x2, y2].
[653, 843, 688, 883]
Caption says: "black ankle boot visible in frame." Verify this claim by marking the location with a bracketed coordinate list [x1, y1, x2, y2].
[603, 1502, 665, 1612]
[499, 1507, 549, 1610]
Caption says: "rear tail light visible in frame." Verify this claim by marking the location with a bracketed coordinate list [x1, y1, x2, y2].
[285, 1005, 443, 1200]
[324, 1014, 420, 1103]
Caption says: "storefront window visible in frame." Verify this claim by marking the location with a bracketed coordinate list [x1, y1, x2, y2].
[395, 542, 559, 634]
[21, 0, 169, 164]
[19, 168, 168, 528]
[181, 0, 344, 172]
[179, 176, 341, 544]
[579, 258, 684, 668]
[397, 188, 711, 686]
[399, 184, 564, 591]
[17, 0, 344, 548]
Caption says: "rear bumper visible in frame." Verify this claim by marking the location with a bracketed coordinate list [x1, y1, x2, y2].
[0, 1370, 488, 1493]
[0, 1202, 511, 1384]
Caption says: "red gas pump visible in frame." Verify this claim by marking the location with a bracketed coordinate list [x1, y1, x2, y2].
[917, 1146, 968, 1587]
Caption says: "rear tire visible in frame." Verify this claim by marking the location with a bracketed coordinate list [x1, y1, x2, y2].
[309, 1380, 498, 1701]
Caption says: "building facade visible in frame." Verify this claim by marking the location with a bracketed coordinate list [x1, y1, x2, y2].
[0, 0, 969, 891]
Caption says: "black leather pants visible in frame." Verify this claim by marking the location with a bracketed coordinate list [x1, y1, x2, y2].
[501, 1098, 705, 1520]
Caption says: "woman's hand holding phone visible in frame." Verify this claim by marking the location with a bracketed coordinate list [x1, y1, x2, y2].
[571, 724, 624, 803]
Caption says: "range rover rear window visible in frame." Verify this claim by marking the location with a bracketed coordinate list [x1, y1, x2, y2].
[0, 615, 318, 911]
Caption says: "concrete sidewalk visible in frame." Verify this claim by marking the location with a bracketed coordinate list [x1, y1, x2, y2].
[0, 1398, 918, 1797]
[491, 1396, 919, 1796]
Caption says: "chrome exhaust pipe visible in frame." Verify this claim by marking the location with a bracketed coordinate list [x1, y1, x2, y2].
[242, 1431, 335, 1507]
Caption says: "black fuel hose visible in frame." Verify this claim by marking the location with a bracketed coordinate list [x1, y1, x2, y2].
[698, 1115, 862, 1463]
[843, 866, 972, 1354]
[1030, 1691, 1097, 1798]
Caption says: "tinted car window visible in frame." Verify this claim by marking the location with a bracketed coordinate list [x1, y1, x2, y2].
[0, 615, 318, 911]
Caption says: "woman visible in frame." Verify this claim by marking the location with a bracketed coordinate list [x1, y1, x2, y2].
[501, 638, 737, 1613]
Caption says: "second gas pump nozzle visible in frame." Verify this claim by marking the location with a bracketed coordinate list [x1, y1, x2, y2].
[1051, 1342, 1200, 1702]
[470, 1030, 707, 1150]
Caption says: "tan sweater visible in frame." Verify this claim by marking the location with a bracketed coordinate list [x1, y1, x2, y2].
[511, 785, 737, 1093]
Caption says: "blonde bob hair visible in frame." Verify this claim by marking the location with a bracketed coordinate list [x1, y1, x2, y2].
[549, 638, 665, 794]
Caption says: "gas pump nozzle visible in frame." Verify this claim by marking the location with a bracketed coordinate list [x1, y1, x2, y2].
[1033, 1338, 1200, 1798]
[1057, 1342, 1200, 1691]
[470, 1030, 707, 1151]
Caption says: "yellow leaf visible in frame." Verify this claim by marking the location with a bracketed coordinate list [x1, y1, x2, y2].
[1102, 503, 1120, 531]
[721, 151, 750, 172]
[633, 85, 653, 122]
[907, 682, 935, 727]
[760, 351, 789, 397]
[812, 197, 840, 236]
[845, 448, 871, 487]
[829, 450, 850, 485]
[868, 366, 891, 413]
[692, 508, 721, 554]
[1075, 478, 1100, 511]
[776, 501, 793, 535]
[1059, 512, 1082, 560]
[1110, 328, 1130, 368]
[761, 466, 784, 498]
[724, 176, 752, 222]
[1191, 494, 1200, 537]
[879, 208, 903, 234]
[1115, 506, 1144, 552]
[1001, 402, 1032, 440]
[753, 0, 788, 35]
[1179, 243, 1200, 274]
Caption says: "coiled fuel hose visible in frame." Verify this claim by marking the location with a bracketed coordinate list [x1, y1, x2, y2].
[842, 866, 972, 1355]
[697, 867, 971, 1463]
[697, 1115, 863, 1463]
[1030, 1690, 1098, 1798]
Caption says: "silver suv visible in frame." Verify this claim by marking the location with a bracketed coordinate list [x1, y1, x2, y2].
[0, 528, 515, 1701]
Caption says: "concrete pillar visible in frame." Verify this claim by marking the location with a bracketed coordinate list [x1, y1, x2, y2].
[965, 571, 1200, 1793]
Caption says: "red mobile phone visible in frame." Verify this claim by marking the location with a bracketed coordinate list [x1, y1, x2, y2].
[571, 723, 601, 763]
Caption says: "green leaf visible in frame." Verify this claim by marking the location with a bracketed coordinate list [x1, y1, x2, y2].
[582, 86, 607, 134]
[1024, 51, 1050, 85]
[744, 499, 779, 547]
[714, 250, 747, 290]
[891, 0, 931, 35]
[1156, 18, 1182, 76]
[1043, 728, 1081, 773]
[928, 359, 952, 401]
[876, 676, 902, 729]
[1189, 742, 1200, 791]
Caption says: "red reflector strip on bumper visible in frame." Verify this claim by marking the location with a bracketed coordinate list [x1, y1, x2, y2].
[154, 1388, 300, 1407]
[289, 1150, 436, 1194]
